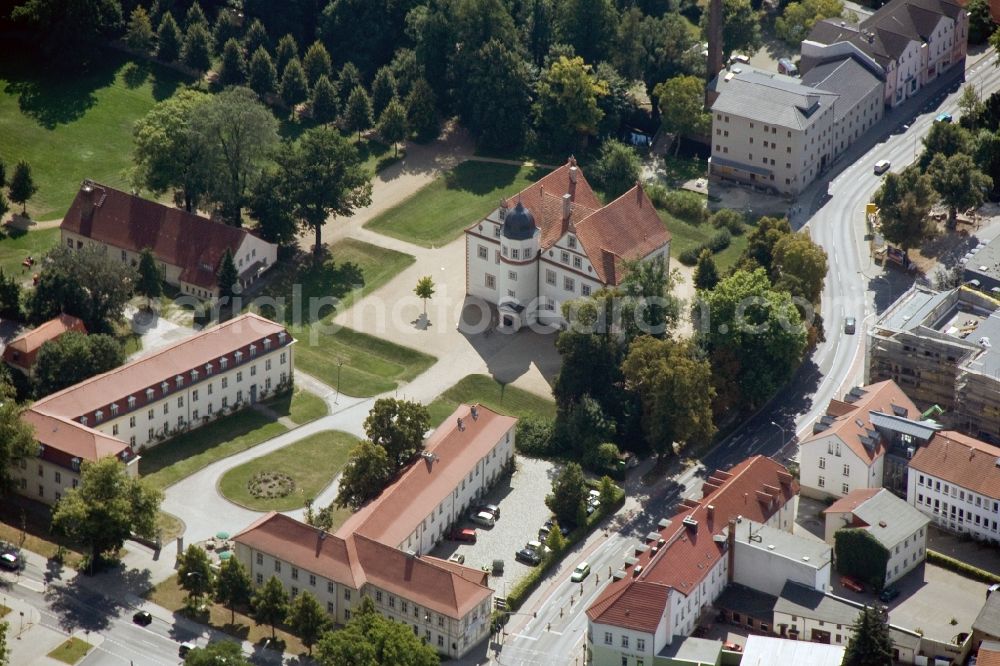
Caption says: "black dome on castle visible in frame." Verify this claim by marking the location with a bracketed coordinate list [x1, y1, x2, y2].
[503, 201, 535, 241]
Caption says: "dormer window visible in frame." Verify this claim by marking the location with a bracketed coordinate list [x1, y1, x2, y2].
[191, 369, 199, 381]
[161, 381, 169, 394]
[128, 396, 136, 409]
[263, 338, 272, 350]
[220, 357, 228, 370]
[71, 457, 81, 472]
[110, 403, 119, 416]
[568, 236, 577, 249]
[278, 332, 287, 343]
[205, 362, 214, 375]
[176, 375, 183, 388]
[95, 410, 104, 423]
[235, 351, 243, 363]
[81, 416, 88, 426]
[249, 344, 257, 357]
[146, 388, 154, 400]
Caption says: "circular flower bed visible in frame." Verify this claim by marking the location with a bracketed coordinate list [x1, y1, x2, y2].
[247, 471, 295, 499]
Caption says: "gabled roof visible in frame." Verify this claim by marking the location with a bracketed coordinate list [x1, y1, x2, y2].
[800, 380, 919, 464]
[586, 456, 797, 632]
[233, 512, 493, 620]
[911, 430, 1000, 500]
[23, 410, 129, 462]
[336, 404, 517, 548]
[823, 488, 928, 548]
[823, 488, 882, 514]
[60, 181, 262, 289]
[2, 314, 86, 370]
[977, 640, 1000, 666]
[710, 66, 837, 130]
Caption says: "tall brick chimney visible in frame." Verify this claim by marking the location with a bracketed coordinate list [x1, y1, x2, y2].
[707, 0, 725, 85]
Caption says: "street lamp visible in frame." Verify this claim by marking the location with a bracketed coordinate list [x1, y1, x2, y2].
[770, 421, 787, 450]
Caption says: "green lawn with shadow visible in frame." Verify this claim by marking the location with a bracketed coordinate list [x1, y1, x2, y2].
[426, 374, 556, 426]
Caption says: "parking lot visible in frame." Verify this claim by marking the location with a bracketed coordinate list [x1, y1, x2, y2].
[431, 456, 556, 590]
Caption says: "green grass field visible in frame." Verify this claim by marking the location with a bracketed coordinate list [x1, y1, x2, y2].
[47, 638, 92, 664]
[218, 430, 358, 511]
[364, 161, 548, 247]
[0, 49, 187, 220]
[427, 374, 556, 426]
[663, 211, 750, 274]
[0, 227, 59, 280]
[264, 387, 328, 425]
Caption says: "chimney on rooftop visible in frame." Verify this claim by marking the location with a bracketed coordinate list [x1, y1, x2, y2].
[569, 165, 578, 184]
[457, 417, 465, 432]
[707, 0, 725, 83]
[727, 518, 736, 583]
[562, 193, 572, 220]
[471, 405, 479, 421]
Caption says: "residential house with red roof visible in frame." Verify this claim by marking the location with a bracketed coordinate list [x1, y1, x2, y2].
[233, 404, 513, 659]
[1, 314, 86, 378]
[798, 380, 938, 500]
[60, 180, 277, 301]
[585, 455, 797, 665]
[464, 158, 670, 330]
[10, 313, 293, 505]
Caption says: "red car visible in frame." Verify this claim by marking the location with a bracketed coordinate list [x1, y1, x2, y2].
[449, 528, 477, 543]
[841, 576, 865, 593]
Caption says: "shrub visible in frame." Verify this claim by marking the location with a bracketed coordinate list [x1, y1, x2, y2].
[706, 229, 732, 252]
[710, 208, 746, 235]
[927, 549, 1000, 584]
[515, 416, 554, 457]
[644, 182, 670, 209]
[662, 190, 707, 224]
[679, 248, 701, 266]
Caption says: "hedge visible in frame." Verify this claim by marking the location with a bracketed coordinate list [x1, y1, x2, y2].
[927, 549, 1000, 585]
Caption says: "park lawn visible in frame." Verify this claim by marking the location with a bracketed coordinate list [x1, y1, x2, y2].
[364, 161, 548, 247]
[47, 638, 92, 664]
[0, 227, 59, 281]
[218, 431, 358, 511]
[264, 387, 328, 425]
[146, 574, 307, 656]
[663, 211, 750, 274]
[292, 325, 435, 397]
[0, 48, 186, 220]
[427, 374, 556, 426]
[156, 511, 185, 543]
[257, 238, 414, 323]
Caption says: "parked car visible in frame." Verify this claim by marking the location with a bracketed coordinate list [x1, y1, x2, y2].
[878, 586, 900, 602]
[844, 316, 856, 334]
[541, 519, 570, 537]
[477, 504, 501, 520]
[723, 641, 743, 652]
[178, 642, 196, 657]
[778, 58, 799, 76]
[841, 576, 865, 593]
[935, 112, 953, 123]
[515, 548, 541, 566]
[0, 553, 18, 570]
[571, 562, 591, 582]
[874, 160, 891, 175]
[471, 511, 495, 528]
[449, 528, 477, 543]
[526, 540, 549, 556]
[132, 610, 153, 626]
[448, 553, 466, 564]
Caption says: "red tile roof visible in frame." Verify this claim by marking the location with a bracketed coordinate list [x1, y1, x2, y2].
[587, 456, 798, 632]
[2, 314, 86, 371]
[60, 181, 256, 289]
[233, 512, 493, 620]
[823, 488, 883, 514]
[24, 410, 129, 463]
[336, 404, 517, 547]
[800, 380, 919, 464]
[978, 644, 1000, 666]
[910, 430, 1000, 500]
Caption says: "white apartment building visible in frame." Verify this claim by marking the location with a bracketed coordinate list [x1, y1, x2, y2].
[12, 313, 293, 505]
[823, 488, 929, 586]
[732, 518, 833, 596]
[61, 180, 277, 300]
[909, 430, 1000, 542]
[465, 159, 670, 330]
[586, 456, 798, 666]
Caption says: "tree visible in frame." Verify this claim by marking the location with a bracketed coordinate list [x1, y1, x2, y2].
[694, 268, 808, 409]
[0, 270, 20, 320]
[619, 255, 681, 341]
[244, 19, 269, 56]
[970, 0, 996, 44]
[694, 249, 720, 290]
[655, 76, 711, 155]
[842, 605, 894, 666]
[458, 39, 532, 151]
[598, 475, 617, 508]
[192, 87, 280, 223]
[545, 519, 567, 554]
[125, 6, 155, 54]
[771, 232, 829, 304]
[335, 439, 392, 508]
[8, 161, 37, 215]
[0, 621, 7, 666]
[311, 75, 339, 124]
[593, 140, 641, 199]
[303, 41, 333, 88]
[0, 381, 36, 495]
[344, 86, 374, 141]
[928, 152, 992, 227]
[34, 332, 125, 397]
[555, 0, 618, 64]
[371, 67, 398, 118]
[248, 171, 297, 245]
[0, 193, 7, 225]
[364, 398, 430, 467]
[546, 462, 587, 527]
[215, 558, 253, 625]
[554, 395, 615, 466]
[51, 456, 162, 572]
[286, 591, 332, 655]
[272, 126, 373, 255]
[337, 63, 364, 108]
[873, 166, 937, 251]
[959, 85, 986, 130]
[919, 121, 971, 169]
[280, 58, 310, 108]
[515, 416, 554, 456]
[414, 276, 434, 316]
[252, 576, 289, 640]
[156, 11, 182, 62]
[535, 56, 608, 150]
[184, 640, 250, 666]
[737, 216, 792, 273]
[248, 48, 277, 98]
[376, 98, 408, 157]
[185, 3, 207, 29]
[315, 596, 440, 666]
[775, 0, 844, 45]
[182, 22, 214, 72]
[216, 249, 239, 301]
[11, 0, 122, 67]
[178, 544, 214, 606]
[700, 0, 762, 58]
[212, 10, 241, 57]
[275, 34, 299, 74]
[27, 245, 137, 332]
[622, 336, 716, 457]
[405, 78, 439, 142]
[218, 38, 247, 87]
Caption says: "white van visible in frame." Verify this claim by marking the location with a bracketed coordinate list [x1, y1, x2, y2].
[874, 160, 891, 175]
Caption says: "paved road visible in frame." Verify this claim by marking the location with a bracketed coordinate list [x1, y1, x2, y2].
[487, 51, 1000, 666]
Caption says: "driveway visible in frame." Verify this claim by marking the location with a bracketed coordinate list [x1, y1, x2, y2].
[127, 306, 196, 359]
